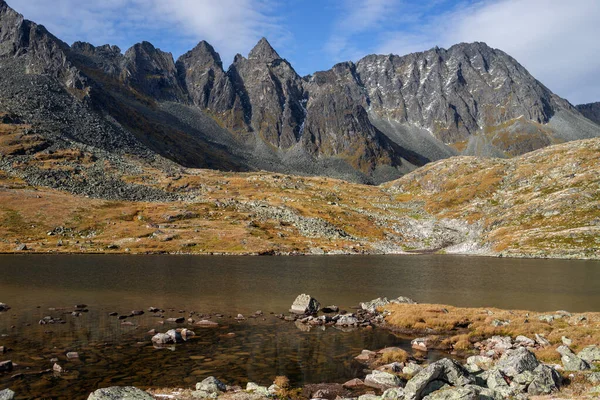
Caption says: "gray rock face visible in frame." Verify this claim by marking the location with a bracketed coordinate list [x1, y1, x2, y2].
[0, 389, 15, 400]
[577, 102, 600, 125]
[87, 386, 153, 400]
[0, 0, 598, 190]
[176, 41, 235, 114]
[122, 41, 187, 102]
[404, 358, 475, 400]
[557, 345, 590, 371]
[290, 294, 320, 314]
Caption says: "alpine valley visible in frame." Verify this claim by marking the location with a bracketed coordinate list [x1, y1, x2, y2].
[0, 0, 598, 259]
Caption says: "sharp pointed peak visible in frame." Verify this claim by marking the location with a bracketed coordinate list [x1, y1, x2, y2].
[248, 37, 280, 62]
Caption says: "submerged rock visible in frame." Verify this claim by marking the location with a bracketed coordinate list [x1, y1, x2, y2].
[0, 389, 15, 400]
[87, 386, 153, 400]
[0, 303, 9, 312]
[151, 333, 173, 345]
[290, 294, 320, 314]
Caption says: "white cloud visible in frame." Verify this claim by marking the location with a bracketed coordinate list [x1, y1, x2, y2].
[325, 0, 397, 62]
[8, 0, 287, 67]
[377, 0, 600, 105]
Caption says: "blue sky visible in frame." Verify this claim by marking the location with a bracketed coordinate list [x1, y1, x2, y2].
[9, 0, 600, 104]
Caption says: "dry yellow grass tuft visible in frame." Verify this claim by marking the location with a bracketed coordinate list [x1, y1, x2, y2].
[380, 349, 410, 364]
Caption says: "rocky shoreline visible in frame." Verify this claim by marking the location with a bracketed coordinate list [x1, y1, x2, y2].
[3, 295, 599, 399]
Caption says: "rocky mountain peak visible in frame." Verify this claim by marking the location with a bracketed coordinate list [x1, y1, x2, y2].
[178, 40, 223, 70]
[122, 41, 186, 102]
[248, 37, 280, 62]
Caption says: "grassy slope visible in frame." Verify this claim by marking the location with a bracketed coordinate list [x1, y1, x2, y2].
[0, 115, 599, 258]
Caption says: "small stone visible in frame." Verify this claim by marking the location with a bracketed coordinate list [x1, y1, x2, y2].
[515, 335, 535, 347]
[66, 352, 79, 359]
[235, 314, 245, 320]
[108, 312, 118, 316]
[561, 336, 572, 346]
[166, 317, 185, 323]
[343, 378, 364, 388]
[322, 305, 339, 313]
[131, 310, 144, 316]
[195, 320, 219, 328]
[411, 337, 429, 352]
[53, 363, 63, 373]
[535, 333, 551, 347]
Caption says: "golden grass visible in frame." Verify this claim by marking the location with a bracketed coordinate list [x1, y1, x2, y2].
[384, 303, 600, 357]
[380, 349, 410, 364]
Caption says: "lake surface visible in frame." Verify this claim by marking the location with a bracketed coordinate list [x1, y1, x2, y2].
[0, 254, 599, 398]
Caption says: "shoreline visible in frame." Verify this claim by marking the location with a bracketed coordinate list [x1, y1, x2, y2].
[3, 296, 600, 399]
[0, 250, 599, 261]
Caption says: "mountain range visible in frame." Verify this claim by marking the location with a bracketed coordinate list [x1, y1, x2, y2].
[0, 0, 598, 192]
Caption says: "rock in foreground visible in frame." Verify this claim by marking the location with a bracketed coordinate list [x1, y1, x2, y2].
[87, 386, 153, 400]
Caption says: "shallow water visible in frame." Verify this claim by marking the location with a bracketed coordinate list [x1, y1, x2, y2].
[1, 254, 599, 398]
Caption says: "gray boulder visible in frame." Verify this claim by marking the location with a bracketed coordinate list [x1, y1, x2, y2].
[404, 358, 475, 400]
[496, 348, 539, 376]
[579, 345, 600, 364]
[557, 345, 590, 371]
[514, 335, 535, 347]
[290, 294, 320, 314]
[527, 364, 561, 395]
[0, 389, 15, 400]
[196, 376, 226, 393]
[87, 386, 153, 400]
[364, 370, 403, 390]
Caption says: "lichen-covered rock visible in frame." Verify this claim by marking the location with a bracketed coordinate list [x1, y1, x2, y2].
[579, 345, 600, 364]
[404, 359, 475, 400]
[364, 370, 403, 390]
[496, 348, 539, 376]
[527, 364, 561, 395]
[557, 345, 590, 371]
[422, 386, 479, 400]
[87, 386, 153, 400]
[381, 387, 405, 400]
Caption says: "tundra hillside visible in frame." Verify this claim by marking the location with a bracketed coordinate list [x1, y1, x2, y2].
[0, 111, 598, 259]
